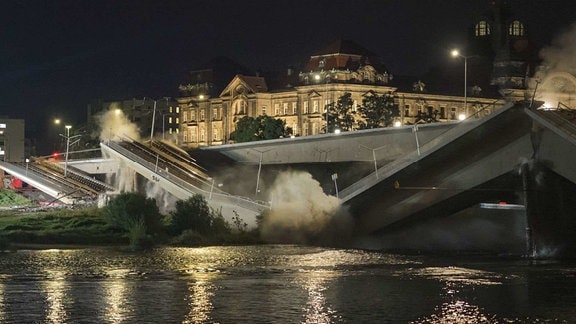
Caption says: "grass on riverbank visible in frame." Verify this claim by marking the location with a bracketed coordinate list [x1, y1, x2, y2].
[0, 207, 127, 247]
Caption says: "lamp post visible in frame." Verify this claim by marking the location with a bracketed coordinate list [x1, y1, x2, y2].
[359, 144, 388, 179]
[64, 125, 72, 177]
[331, 173, 339, 199]
[451, 49, 470, 117]
[253, 148, 272, 198]
[25, 158, 29, 176]
[60, 125, 81, 177]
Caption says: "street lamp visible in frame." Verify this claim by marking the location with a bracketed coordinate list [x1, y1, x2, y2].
[451, 49, 470, 117]
[331, 173, 339, 199]
[64, 125, 72, 177]
[25, 158, 29, 176]
[61, 125, 81, 177]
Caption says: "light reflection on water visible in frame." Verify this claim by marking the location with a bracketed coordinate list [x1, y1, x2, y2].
[0, 245, 574, 323]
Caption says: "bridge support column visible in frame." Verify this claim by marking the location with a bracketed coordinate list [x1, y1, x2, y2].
[521, 162, 536, 258]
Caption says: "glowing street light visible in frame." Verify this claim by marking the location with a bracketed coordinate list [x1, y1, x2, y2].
[64, 125, 72, 177]
[451, 49, 471, 118]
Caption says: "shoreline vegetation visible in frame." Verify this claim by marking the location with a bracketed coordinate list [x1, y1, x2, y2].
[0, 190, 263, 252]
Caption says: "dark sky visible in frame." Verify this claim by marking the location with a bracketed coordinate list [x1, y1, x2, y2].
[0, 0, 574, 134]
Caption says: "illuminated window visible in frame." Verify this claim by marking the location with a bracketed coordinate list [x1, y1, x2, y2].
[182, 111, 188, 122]
[176, 107, 180, 113]
[262, 106, 267, 115]
[213, 108, 218, 119]
[509, 20, 524, 36]
[175, 117, 179, 123]
[292, 102, 297, 115]
[169, 128, 172, 134]
[303, 101, 309, 114]
[200, 128, 205, 141]
[283, 103, 289, 115]
[313, 100, 319, 113]
[475, 21, 491, 36]
[168, 117, 173, 123]
[169, 106, 173, 113]
[274, 103, 280, 115]
[200, 110, 205, 120]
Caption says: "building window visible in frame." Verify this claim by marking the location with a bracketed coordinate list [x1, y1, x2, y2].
[283, 102, 289, 115]
[312, 122, 318, 135]
[213, 108, 218, 119]
[292, 102, 297, 115]
[292, 123, 297, 135]
[451, 107, 457, 120]
[200, 128, 205, 141]
[213, 129, 219, 140]
[440, 107, 446, 119]
[234, 100, 246, 114]
[176, 117, 179, 123]
[262, 106, 267, 115]
[176, 107, 180, 113]
[303, 101, 309, 114]
[200, 110, 205, 120]
[183, 130, 188, 142]
[509, 20, 524, 36]
[404, 104, 410, 117]
[183, 111, 188, 122]
[169, 128, 173, 134]
[168, 117, 173, 123]
[475, 20, 490, 36]
[169, 106, 173, 113]
[274, 103, 280, 116]
[191, 111, 196, 121]
[313, 100, 319, 113]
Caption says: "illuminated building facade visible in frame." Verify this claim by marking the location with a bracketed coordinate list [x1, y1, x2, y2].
[177, 40, 505, 149]
[0, 118, 25, 162]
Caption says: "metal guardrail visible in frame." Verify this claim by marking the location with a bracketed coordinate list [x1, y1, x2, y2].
[103, 141, 270, 212]
[525, 108, 576, 146]
[339, 102, 515, 202]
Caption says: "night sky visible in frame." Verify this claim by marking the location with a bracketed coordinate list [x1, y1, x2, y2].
[1, 0, 574, 142]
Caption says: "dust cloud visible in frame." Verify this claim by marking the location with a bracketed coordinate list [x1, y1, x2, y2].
[532, 22, 576, 105]
[97, 103, 140, 142]
[259, 170, 353, 245]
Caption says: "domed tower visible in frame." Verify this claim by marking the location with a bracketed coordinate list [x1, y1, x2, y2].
[468, 0, 539, 94]
[298, 40, 392, 85]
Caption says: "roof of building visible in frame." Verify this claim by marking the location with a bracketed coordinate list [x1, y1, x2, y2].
[312, 39, 377, 57]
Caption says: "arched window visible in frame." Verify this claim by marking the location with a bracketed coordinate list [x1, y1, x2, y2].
[233, 100, 247, 115]
[475, 21, 491, 36]
[509, 20, 524, 36]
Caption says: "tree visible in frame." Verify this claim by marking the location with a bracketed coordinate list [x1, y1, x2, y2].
[231, 115, 292, 143]
[357, 92, 399, 129]
[325, 92, 356, 132]
[104, 192, 162, 248]
[170, 194, 213, 235]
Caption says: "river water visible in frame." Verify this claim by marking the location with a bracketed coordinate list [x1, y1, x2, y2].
[0, 245, 574, 323]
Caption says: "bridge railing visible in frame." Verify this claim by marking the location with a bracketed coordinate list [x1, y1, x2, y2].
[526, 108, 576, 146]
[104, 141, 269, 212]
[339, 101, 515, 202]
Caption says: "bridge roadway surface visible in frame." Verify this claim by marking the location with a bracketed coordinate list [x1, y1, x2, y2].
[205, 101, 576, 241]
[2, 101, 575, 241]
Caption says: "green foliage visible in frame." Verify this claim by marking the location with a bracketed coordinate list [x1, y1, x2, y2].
[0, 189, 31, 207]
[104, 192, 163, 248]
[326, 92, 356, 132]
[170, 194, 213, 235]
[231, 115, 292, 143]
[357, 92, 400, 129]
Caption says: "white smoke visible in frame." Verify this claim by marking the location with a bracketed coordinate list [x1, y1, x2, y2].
[532, 22, 576, 106]
[97, 103, 140, 142]
[145, 181, 178, 214]
[539, 23, 576, 76]
[259, 170, 353, 245]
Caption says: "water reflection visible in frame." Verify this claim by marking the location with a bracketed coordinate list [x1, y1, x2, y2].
[43, 270, 68, 323]
[295, 270, 338, 323]
[183, 272, 216, 324]
[0, 278, 5, 323]
[104, 269, 130, 323]
[411, 267, 501, 323]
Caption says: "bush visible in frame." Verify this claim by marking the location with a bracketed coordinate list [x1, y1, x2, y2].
[169, 194, 217, 235]
[104, 192, 163, 248]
